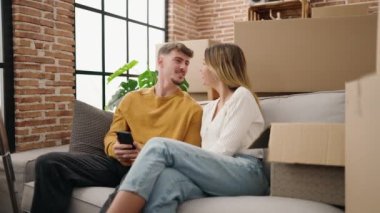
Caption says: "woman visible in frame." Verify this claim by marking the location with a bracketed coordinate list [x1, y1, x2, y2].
[107, 43, 269, 213]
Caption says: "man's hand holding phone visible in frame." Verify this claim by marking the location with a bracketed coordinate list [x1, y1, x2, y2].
[114, 131, 140, 166]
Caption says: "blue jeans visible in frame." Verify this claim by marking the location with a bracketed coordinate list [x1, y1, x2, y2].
[119, 137, 269, 213]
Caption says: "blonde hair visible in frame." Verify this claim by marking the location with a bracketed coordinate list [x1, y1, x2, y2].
[204, 43, 260, 103]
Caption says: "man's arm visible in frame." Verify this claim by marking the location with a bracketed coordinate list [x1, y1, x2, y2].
[104, 98, 130, 158]
[183, 108, 202, 147]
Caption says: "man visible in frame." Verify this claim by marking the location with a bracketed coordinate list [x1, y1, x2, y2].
[31, 43, 202, 213]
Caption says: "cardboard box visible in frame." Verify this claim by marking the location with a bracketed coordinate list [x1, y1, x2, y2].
[271, 163, 344, 206]
[346, 74, 380, 213]
[312, 3, 370, 18]
[378, 9, 380, 74]
[268, 123, 345, 206]
[235, 15, 377, 93]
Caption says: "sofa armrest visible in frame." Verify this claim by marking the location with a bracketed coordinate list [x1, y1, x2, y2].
[0, 144, 69, 212]
[12, 145, 70, 183]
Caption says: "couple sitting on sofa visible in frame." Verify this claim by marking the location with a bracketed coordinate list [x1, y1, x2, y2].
[31, 42, 269, 213]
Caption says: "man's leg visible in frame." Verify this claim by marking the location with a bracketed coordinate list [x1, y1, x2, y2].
[143, 168, 205, 213]
[31, 152, 129, 213]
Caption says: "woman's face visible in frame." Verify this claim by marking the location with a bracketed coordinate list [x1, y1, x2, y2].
[200, 61, 218, 87]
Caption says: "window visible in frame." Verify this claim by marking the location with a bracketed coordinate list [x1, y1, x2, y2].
[75, 0, 167, 109]
[0, 0, 4, 117]
[1, 0, 15, 151]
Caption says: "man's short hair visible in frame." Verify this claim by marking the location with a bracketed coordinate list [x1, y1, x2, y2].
[158, 42, 193, 58]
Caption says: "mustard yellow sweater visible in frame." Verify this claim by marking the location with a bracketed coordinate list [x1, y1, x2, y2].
[104, 87, 202, 158]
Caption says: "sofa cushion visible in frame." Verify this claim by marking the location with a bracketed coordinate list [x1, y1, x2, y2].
[22, 182, 343, 213]
[22, 181, 114, 212]
[178, 196, 344, 213]
[0, 145, 69, 213]
[69, 100, 113, 156]
[260, 90, 345, 127]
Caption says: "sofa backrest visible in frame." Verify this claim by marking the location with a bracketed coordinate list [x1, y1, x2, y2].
[70, 90, 345, 158]
[260, 90, 345, 128]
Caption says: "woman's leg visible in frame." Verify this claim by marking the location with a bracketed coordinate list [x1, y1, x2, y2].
[119, 137, 268, 201]
[144, 168, 205, 213]
[107, 191, 145, 213]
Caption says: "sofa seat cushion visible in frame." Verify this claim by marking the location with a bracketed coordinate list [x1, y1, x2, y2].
[178, 196, 344, 213]
[22, 182, 114, 212]
[23, 182, 343, 213]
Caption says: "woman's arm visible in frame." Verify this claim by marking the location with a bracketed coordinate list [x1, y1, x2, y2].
[209, 90, 264, 156]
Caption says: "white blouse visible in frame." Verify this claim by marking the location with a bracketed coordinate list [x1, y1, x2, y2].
[201, 87, 265, 157]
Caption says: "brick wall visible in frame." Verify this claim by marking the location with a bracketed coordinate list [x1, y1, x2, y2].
[13, 0, 75, 151]
[169, 0, 250, 43]
[168, 0, 201, 41]
[169, 0, 379, 43]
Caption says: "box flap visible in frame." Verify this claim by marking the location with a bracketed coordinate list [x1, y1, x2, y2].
[312, 3, 370, 18]
[268, 123, 344, 166]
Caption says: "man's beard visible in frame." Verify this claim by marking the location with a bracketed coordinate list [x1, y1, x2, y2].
[171, 78, 183, 86]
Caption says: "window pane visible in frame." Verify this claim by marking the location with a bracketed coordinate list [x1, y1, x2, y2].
[75, 8, 102, 71]
[129, 22, 147, 75]
[149, 0, 165, 28]
[75, 0, 101, 10]
[128, 0, 147, 23]
[148, 28, 165, 71]
[105, 0, 126, 17]
[105, 16, 127, 73]
[0, 68, 3, 113]
[76, 74, 103, 109]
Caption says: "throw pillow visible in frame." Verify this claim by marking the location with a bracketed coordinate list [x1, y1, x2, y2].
[69, 100, 114, 156]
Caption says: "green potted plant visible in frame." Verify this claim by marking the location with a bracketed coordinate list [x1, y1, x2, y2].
[106, 60, 189, 110]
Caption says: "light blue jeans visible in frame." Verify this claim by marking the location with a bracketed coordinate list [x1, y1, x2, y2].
[119, 137, 269, 213]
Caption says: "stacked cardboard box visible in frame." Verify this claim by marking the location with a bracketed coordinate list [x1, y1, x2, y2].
[346, 74, 380, 213]
[311, 3, 371, 18]
[235, 15, 377, 93]
[268, 123, 345, 206]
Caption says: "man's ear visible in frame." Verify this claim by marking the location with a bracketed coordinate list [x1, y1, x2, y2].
[157, 55, 164, 69]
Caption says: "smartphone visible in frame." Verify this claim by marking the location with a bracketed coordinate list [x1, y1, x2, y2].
[116, 131, 135, 149]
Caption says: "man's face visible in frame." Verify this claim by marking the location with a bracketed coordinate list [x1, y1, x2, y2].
[158, 50, 190, 85]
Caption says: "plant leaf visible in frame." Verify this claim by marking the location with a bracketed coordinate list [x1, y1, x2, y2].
[120, 79, 138, 92]
[138, 70, 158, 88]
[105, 80, 138, 110]
[107, 60, 138, 83]
[179, 79, 189, 92]
[105, 88, 126, 111]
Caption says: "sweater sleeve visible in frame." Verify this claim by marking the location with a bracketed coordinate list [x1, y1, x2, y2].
[104, 96, 130, 158]
[183, 107, 202, 147]
[209, 91, 263, 156]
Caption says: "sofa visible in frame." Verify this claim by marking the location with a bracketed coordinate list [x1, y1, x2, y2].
[1, 90, 346, 213]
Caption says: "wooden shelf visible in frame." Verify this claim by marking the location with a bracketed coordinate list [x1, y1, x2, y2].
[248, 0, 310, 21]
